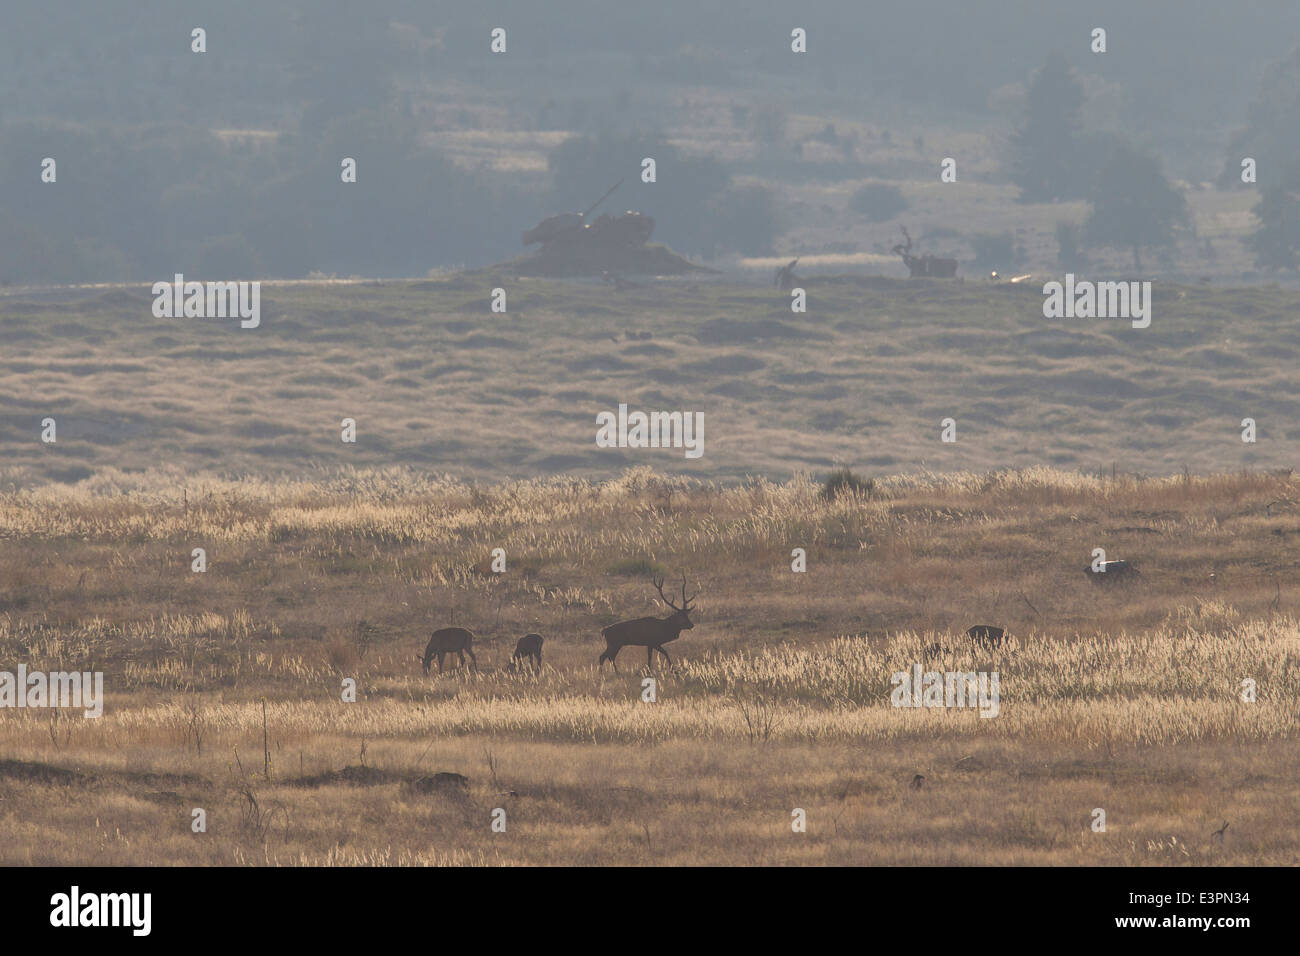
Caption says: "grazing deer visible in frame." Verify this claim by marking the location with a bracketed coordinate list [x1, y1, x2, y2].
[419, 627, 478, 674]
[510, 633, 544, 672]
[598, 574, 696, 671]
[892, 226, 958, 278]
[966, 624, 1006, 649]
[1084, 560, 1139, 583]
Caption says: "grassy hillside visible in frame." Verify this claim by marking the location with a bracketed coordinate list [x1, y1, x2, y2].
[1, 275, 1298, 487]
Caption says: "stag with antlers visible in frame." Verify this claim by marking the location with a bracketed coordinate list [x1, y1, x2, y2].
[891, 226, 958, 278]
[598, 573, 697, 671]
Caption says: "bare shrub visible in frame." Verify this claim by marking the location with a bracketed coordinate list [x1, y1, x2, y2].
[733, 689, 786, 743]
[238, 787, 289, 845]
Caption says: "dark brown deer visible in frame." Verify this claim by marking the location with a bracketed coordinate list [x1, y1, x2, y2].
[598, 574, 696, 671]
[1084, 560, 1139, 584]
[892, 226, 958, 278]
[510, 633, 543, 672]
[419, 627, 478, 674]
[966, 624, 1006, 650]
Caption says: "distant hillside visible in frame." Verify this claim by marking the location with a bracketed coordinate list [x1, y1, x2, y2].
[1, 275, 1296, 486]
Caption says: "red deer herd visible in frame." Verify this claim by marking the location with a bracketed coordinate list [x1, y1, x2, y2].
[416, 556, 1140, 675]
[416, 574, 696, 676]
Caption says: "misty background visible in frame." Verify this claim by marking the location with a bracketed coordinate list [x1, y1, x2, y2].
[2, 0, 1300, 283]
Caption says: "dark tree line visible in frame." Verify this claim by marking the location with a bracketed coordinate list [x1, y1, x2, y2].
[1008, 56, 1188, 271]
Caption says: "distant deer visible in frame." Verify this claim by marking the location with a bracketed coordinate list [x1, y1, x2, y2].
[966, 624, 1006, 649]
[1084, 560, 1139, 584]
[510, 633, 544, 672]
[774, 258, 800, 290]
[892, 226, 957, 278]
[419, 627, 478, 674]
[598, 574, 696, 671]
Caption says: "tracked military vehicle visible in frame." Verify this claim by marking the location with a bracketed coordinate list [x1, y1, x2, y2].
[513, 180, 710, 277]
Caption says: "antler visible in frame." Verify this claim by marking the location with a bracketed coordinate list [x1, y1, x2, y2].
[680, 572, 697, 611]
[653, 574, 681, 610]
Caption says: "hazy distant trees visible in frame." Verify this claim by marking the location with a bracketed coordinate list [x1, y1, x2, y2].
[1055, 221, 1086, 271]
[749, 107, 789, 146]
[1084, 142, 1188, 271]
[292, 2, 399, 138]
[258, 109, 512, 276]
[1247, 162, 1300, 270]
[970, 233, 1021, 273]
[1220, 46, 1300, 189]
[1006, 54, 1191, 271]
[0, 108, 517, 282]
[1008, 56, 1088, 203]
[0, 120, 212, 282]
[1225, 47, 1300, 269]
[7, 2, 1296, 280]
[700, 185, 782, 257]
[848, 184, 908, 223]
[0, 115, 777, 282]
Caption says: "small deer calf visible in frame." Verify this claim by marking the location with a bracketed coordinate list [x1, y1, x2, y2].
[510, 633, 543, 672]
[966, 624, 1007, 650]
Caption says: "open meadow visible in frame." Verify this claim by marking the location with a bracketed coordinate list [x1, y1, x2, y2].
[1, 466, 1297, 865]
[9, 0, 1300, 909]
[2, 276, 1299, 486]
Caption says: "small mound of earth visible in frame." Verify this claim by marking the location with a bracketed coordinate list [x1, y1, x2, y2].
[407, 772, 471, 794]
[287, 765, 404, 788]
[0, 758, 86, 786]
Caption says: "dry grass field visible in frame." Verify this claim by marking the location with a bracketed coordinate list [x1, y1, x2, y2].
[2, 276, 1299, 487]
[6, 3, 1299, 881]
[1, 466, 1298, 865]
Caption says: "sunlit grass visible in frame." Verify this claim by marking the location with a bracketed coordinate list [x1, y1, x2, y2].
[0, 466, 1297, 864]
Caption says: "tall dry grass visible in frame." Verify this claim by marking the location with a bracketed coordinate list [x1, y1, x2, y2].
[0, 466, 1297, 864]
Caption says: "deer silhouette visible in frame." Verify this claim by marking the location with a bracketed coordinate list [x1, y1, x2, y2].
[598, 574, 696, 672]
[1084, 560, 1139, 583]
[966, 624, 1007, 649]
[892, 226, 957, 278]
[510, 633, 544, 672]
[419, 627, 478, 674]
